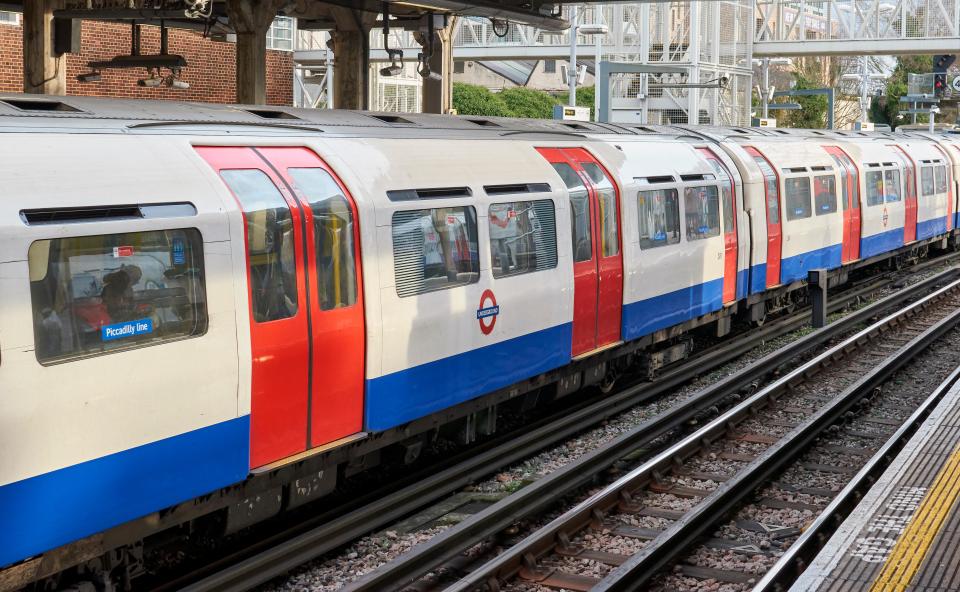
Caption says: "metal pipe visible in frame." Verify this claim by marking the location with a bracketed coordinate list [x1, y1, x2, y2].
[568, 5, 578, 107]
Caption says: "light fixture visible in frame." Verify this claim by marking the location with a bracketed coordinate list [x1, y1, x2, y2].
[138, 69, 162, 87]
[76, 71, 101, 83]
[379, 4, 405, 77]
[166, 75, 189, 89]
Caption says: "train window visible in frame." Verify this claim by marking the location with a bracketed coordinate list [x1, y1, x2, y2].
[581, 162, 619, 257]
[784, 177, 812, 220]
[28, 229, 207, 364]
[866, 170, 885, 206]
[683, 186, 721, 241]
[884, 169, 902, 202]
[552, 163, 592, 262]
[936, 165, 948, 194]
[288, 168, 357, 310]
[488, 200, 558, 278]
[638, 188, 681, 249]
[813, 175, 838, 215]
[703, 156, 734, 234]
[220, 169, 298, 322]
[751, 154, 780, 224]
[922, 166, 936, 197]
[392, 206, 479, 297]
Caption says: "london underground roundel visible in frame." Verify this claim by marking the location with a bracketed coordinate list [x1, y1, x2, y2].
[477, 289, 500, 335]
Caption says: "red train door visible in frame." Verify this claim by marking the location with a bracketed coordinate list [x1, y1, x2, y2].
[196, 146, 311, 468]
[256, 147, 365, 448]
[698, 148, 738, 303]
[824, 146, 862, 262]
[538, 147, 623, 356]
[892, 145, 918, 243]
[933, 144, 955, 231]
[745, 147, 782, 286]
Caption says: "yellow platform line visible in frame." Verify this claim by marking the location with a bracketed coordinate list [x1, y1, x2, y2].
[869, 443, 960, 592]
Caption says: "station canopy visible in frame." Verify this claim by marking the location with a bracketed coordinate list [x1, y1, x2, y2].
[41, 0, 571, 33]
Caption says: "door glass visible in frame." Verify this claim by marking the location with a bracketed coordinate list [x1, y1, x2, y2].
[580, 162, 619, 257]
[553, 162, 592, 262]
[288, 168, 357, 310]
[830, 156, 850, 211]
[752, 155, 780, 224]
[220, 169, 298, 322]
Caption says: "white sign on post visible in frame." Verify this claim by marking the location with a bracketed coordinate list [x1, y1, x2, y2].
[951, 76, 960, 92]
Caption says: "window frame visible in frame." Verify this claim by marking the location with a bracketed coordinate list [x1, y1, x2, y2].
[813, 174, 838, 216]
[391, 205, 480, 297]
[28, 227, 209, 366]
[487, 198, 558, 279]
[682, 183, 722, 241]
[783, 175, 813, 220]
[935, 164, 948, 194]
[637, 186, 682, 249]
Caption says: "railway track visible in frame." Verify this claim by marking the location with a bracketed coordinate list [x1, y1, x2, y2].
[169, 257, 960, 592]
[349, 273, 960, 592]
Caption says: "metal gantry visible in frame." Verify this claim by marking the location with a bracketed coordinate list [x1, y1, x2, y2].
[294, 2, 754, 125]
[755, 0, 960, 56]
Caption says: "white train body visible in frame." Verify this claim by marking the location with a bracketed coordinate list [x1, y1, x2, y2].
[1, 96, 958, 585]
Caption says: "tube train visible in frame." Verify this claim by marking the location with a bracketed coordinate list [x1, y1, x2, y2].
[1, 94, 958, 588]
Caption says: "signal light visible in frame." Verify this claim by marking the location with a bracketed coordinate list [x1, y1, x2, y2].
[935, 73, 947, 98]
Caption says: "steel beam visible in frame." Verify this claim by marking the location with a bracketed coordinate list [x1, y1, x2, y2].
[756, 38, 960, 57]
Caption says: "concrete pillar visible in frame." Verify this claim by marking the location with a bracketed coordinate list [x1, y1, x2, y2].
[23, 0, 66, 95]
[330, 7, 375, 111]
[226, 0, 288, 105]
[421, 17, 456, 114]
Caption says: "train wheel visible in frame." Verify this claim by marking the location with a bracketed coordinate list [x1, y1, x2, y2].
[599, 371, 618, 394]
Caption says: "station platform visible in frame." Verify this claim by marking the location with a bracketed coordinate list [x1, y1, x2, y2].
[790, 377, 960, 592]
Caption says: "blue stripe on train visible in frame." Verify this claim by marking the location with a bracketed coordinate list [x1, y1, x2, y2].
[621, 277, 724, 341]
[0, 416, 249, 568]
[736, 268, 748, 300]
[779, 244, 842, 284]
[364, 323, 572, 431]
[861, 227, 905, 259]
[750, 263, 767, 294]
[917, 216, 948, 241]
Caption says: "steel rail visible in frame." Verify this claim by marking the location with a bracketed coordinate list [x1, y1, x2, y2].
[339, 268, 960, 592]
[751, 365, 960, 592]
[175, 261, 959, 592]
[441, 276, 960, 592]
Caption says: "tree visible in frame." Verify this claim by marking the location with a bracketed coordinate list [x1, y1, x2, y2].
[498, 87, 560, 118]
[576, 85, 596, 120]
[776, 74, 828, 128]
[452, 83, 512, 117]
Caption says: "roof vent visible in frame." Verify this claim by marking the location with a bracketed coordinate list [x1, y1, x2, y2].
[642, 175, 676, 184]
[371, 114, 414, 125]
[2, 98, 81, 112]
[20, 202, 196, 225]
[245, 109, 301, 120]
[484, 183, 550, 195]
[468, 119, 501, 127]
[387, 186, 472, 201]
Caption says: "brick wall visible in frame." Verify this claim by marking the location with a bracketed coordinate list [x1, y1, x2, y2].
[0, 19, 292, 105]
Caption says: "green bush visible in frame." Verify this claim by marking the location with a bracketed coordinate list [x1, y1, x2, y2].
[452, 83, 511, 117]
[498, 87, 560, 119]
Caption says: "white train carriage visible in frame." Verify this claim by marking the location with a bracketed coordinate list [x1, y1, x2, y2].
[333, 136, 577, 430]
[724, 138, 845, 286]
[603, 135, 748, 340]
[0, 132, 248, 568]
[892, 137, 954, 241]
[8, 96, 960, 588]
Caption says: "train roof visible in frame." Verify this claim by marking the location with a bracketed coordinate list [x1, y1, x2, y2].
[0, 93, 951, 144]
